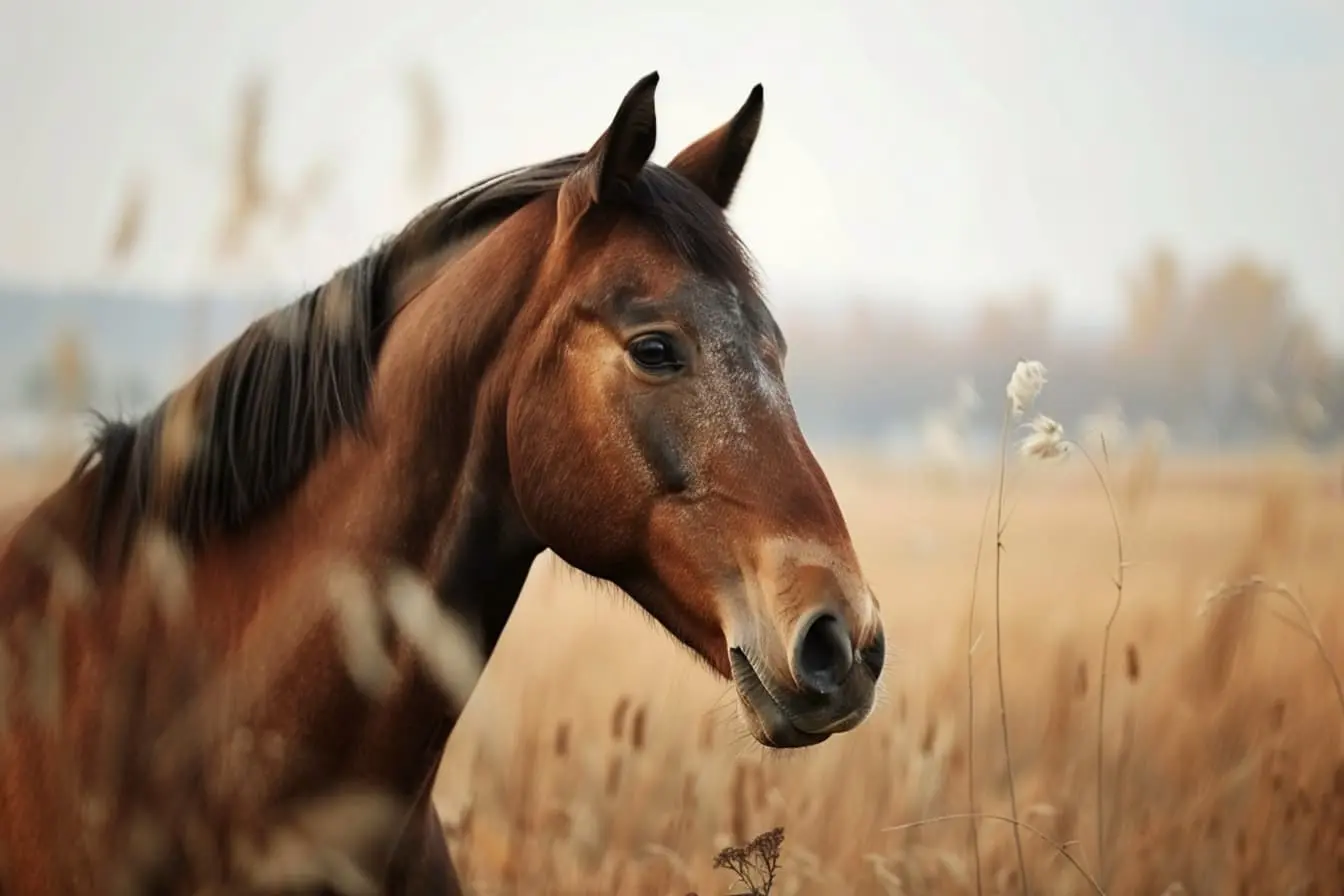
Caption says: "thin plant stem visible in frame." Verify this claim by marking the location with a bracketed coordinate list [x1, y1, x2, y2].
[1277, 466, 1339, 716]
[994, 401, 1030, 895]
[1266, 585, 1344, 719]
[965, 480, 995, 896]
[1072, 441, 1125, 885]
[882, 813, 1105, 896]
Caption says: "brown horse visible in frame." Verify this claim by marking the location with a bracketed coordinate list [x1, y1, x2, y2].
[0, 73, 885, 894]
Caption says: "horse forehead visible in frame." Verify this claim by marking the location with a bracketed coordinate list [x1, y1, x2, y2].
[696, 290, 781, 382]
[677, 281, 792, 411]
[677, 279, 755, 336]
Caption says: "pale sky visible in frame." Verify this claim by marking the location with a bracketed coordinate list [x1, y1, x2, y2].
[2, 0, 1342, 340]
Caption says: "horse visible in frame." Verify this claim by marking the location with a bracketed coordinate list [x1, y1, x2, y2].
[0, 72, 886, 894]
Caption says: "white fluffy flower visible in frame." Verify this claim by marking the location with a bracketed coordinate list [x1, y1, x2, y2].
[1006, 360, 1048, 417]
[1019, 414, 1069, 460]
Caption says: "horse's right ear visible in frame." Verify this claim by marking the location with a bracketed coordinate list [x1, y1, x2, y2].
[557, 72, 660, 230]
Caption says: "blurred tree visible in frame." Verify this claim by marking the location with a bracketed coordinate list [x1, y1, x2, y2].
[1280, 316, 1332, 386]
[1186, 256, 1293, 373]
[1179, 256, 1305, 440]
[971, 286, 1054, 358]
[971, 295, 1013, 352]
[1121, 245, 1182, 358]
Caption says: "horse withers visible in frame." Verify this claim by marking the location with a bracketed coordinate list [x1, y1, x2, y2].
[0, 72, 885, 894]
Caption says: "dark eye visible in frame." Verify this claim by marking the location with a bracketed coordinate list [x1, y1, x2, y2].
[628, 333, 683, 374]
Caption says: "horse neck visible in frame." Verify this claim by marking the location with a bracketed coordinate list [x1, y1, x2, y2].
[266, 215, 552, 759]
[361, 212, 554, 640]
[0, 220, 556, 827]
[114, 215, 552, 802]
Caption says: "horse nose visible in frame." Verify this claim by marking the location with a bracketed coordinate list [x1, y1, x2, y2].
[860, 622, 886, 680]
[791, 610, 856, 695]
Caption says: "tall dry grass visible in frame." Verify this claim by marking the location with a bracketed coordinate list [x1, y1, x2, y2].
[5, 435, 1339, 893]
[437, 441, 1344, 894]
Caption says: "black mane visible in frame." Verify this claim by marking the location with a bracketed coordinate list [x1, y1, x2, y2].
[75, 154, 758, 562]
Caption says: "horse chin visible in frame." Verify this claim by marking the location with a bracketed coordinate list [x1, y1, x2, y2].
[729, 648, 831, 749]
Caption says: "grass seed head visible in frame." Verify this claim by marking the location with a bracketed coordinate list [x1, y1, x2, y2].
[1006, 360, 1048, 417]
[1019, 414, 1069, 460]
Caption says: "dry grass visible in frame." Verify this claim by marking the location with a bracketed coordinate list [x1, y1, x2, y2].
[2, 449, 1343, 894]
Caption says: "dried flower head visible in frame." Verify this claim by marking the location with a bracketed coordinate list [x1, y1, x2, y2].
[1125, 643, 1141, 682]
[1198, 575, 1267, 616]
[384, 569, 484, 711]
[1019, 415, 1069, 460]
[713, 826, 785, 895]
[1006, 360, 1048, 417]
[136, 528, 193, 626]
[327, 562, 398, 701]
[231, 785, 408, 895]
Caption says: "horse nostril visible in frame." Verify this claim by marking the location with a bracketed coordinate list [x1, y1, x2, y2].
[793, 611, 855, 695]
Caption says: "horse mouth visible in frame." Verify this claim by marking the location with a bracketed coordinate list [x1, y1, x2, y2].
[729, 648, 831, 749]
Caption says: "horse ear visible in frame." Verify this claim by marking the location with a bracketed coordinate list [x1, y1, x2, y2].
[558, 72, 660, 227]
[667, 84, 764, 209]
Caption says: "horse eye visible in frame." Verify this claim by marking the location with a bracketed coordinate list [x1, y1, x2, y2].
[628, 333, 683, 374]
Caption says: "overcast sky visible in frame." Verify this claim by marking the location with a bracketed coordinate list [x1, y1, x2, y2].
[2, 0, 1341, 340]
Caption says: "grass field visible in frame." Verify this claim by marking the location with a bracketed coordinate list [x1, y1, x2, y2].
[426, 449, 1344, 894]
[3, 447, 1343, 894]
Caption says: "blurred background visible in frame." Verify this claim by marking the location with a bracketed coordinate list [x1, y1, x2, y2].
[3, 0, 1341, 461]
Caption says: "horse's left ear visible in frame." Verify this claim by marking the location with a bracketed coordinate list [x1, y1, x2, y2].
[667, 84, 764, 209]
[557, 72, 660, 230]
